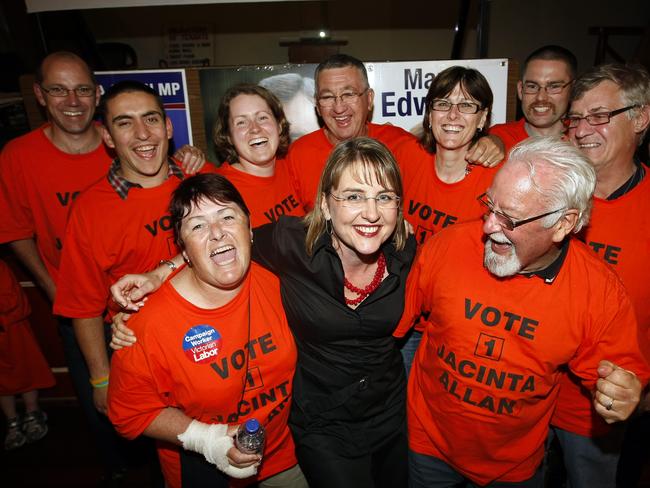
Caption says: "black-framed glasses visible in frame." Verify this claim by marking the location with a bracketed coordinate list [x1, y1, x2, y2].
[40, 85, 96, 97]
[477, 193, 564, 231]
[562, 105, 638, 129]
[329, 192, 401, 209]
[317, 88, 368, 107]
[430, 99, 482, 114]
[521, 80, 573, 95]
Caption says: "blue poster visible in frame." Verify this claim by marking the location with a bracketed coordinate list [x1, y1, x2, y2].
[95, 69, 192, 151]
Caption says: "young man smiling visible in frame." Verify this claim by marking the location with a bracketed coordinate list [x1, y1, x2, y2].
[53, 81, 210, 422]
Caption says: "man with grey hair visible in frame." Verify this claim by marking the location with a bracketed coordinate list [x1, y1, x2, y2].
[550, 63, 650, 488]
[286, 53, 504, 210]
[395, 136, 649, 487]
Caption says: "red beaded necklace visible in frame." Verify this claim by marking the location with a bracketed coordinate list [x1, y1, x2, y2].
[343, 253, 386, 306]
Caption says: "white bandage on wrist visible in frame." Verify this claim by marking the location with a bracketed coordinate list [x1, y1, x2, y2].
[178, 420, 258, 479]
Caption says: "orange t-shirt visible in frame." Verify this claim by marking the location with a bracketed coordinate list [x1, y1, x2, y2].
[53, 174, 184, 319]
[215, 158, 305, 227]
[286, 123, 415, 210]
[488, 119, 529, 154]
[394, 220, 650, 486]
[395, 137, 497, 245]
[0, 125, 112, 284]
[0, 259, 55, 394]
[108, 263, 297, 487]
[552, 174, 650, 436]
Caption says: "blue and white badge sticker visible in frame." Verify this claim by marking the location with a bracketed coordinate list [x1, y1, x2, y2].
[183, 325, 222, 364]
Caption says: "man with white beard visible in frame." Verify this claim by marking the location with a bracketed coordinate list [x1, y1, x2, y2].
[395, 136, 650, 487]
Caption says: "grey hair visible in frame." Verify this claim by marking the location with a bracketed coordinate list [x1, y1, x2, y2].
[508, 136, 596, 233]
[571, 63, 650, 142]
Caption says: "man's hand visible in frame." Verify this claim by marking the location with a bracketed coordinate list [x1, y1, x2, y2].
[465, 134, 505, 168]
[173, 145, 206, 174]
[109, 312, 137, 351]
[593, 359, 642, 423]
[226, 424, 261, 469]
[93, 386, 109, 415]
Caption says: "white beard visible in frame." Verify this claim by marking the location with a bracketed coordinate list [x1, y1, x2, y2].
[483, 233, 522, 277]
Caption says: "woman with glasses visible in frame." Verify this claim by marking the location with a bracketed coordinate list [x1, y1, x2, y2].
[392, 66, 501, 374]
[111, 137, 415, 488]
[213, 83, 306, 227]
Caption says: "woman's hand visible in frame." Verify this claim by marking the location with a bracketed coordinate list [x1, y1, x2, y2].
[110, 312, 137, 350]
[226, 424, 262, 469]
[110, 271, 161, 311]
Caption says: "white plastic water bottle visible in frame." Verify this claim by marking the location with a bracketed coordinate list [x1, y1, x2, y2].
[235, 418, 265, 454]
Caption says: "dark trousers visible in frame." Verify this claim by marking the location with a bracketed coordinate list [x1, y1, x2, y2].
[408, 450, 543, 488]
[58, 318, 161, 484]
[295, 427, 408, 488]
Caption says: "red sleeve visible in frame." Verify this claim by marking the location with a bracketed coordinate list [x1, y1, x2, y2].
[0, 140, 34, 243]
[108, 330, 170, 439]
[53, 199, 110, 318]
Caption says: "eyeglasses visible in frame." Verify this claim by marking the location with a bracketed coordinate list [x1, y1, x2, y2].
[40, 85, 96, 97]
[477, 193, 564, 231]
[521, 80, 572, 95]
[561, 105, 638, 129]
[329, 192, 400, 209]
[317, 88, 368, 108]
[430, 99, 482, 114]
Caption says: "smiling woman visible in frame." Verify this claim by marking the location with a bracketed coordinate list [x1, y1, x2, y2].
[212, 84, 306, 227]
[107, 173, 304, 488]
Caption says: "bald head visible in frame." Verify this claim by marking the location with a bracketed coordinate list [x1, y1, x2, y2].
[36, 52, 95, 85]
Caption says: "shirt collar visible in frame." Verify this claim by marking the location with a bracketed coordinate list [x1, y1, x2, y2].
[520, 238, 570, 284]
[107, 157, 183, 199]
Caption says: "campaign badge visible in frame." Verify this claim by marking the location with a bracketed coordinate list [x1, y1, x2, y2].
[183, 325, 222, 364]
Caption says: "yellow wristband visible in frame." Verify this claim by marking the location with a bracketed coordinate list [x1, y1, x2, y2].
[90, 375, 109, 387]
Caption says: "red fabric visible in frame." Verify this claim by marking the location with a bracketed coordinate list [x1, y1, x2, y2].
[286, 124, 414, 210]
[395, 221, 650, 485]
[215, 158, 305, 228]
[0, 125, 112, 284]
[488, 119, 529, 155]
[552, 174, 650, 436]
[395, 138, 497, 245]
[0, 259, 55, 394]
[108, 263, 297, 486]
[53, 175, 186, 319]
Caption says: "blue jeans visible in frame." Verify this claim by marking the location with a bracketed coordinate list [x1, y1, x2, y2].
[399, 329, 422, 378]
[408, 450, 543, 488]
[550, 425, 625, 488]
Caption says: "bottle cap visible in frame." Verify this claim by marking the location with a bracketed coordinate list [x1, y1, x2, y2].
[245, 418, 260, 433]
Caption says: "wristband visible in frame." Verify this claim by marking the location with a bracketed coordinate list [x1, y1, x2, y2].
[90, 375, 109, 388]
[159, 259, 177, 272]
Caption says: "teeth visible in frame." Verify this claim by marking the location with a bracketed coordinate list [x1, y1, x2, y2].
[249, 138, 267, 146]
[356, 225, 378, 232]
[209, 245, 234, 257]
[532, 106, 551, 113]
[63, 111, 83, 116]
[442, 125, 463, 132]
[135, 145, 155, 152]
[578, 143, 599, 148]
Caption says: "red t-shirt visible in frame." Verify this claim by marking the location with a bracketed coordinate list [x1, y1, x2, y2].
[0, 125, 112, 284]
[395, 221, 650, 485]
[552, 173, 650, 436]
[215, 158, 305, 228]
[395, 138, 497, 245]
[0, 259, 55, 394]
[286, 123, 414, 210]
[108, 263, 297, 487]
[53, 175, 184, 319]
[488, 119, 529, 155]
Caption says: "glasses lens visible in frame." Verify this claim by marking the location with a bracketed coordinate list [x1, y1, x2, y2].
[458, 103, 479, 114]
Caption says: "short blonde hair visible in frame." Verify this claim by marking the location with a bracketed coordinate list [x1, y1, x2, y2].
[304, 137, 406, 255]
